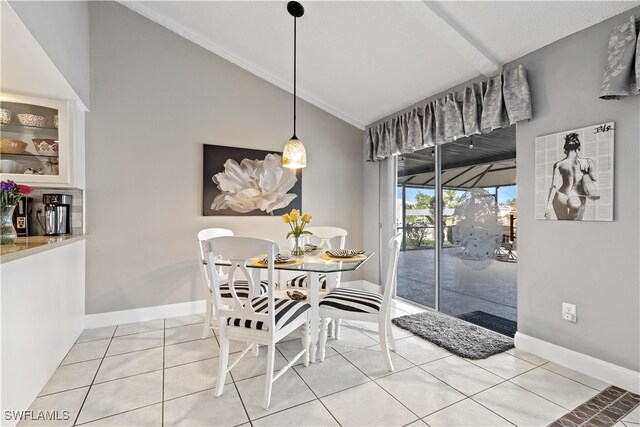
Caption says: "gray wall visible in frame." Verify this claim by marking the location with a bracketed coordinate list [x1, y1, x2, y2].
[86, 2, 364, 314]
[515, 8, 639, 372]
[9, 1, 90, 108]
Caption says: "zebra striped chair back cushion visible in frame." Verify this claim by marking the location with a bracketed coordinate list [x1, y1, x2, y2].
[205, 236, 310, 333]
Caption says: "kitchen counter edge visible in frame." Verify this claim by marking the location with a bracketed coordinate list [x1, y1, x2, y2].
[0, 235, 87, 264]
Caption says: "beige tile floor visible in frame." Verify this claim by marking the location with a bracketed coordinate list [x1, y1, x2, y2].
[21, 300, 615, 427]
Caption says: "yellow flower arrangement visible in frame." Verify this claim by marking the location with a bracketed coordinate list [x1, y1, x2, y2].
[282, 208, 312, 239]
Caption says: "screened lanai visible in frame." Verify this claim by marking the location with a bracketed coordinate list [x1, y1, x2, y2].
[395, 125, 518, 327]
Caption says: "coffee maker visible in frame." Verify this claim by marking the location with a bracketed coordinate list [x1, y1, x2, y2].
[43, 193, 72, 236]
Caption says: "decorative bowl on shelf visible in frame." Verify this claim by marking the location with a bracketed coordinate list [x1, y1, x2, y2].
[32, 138, 58, 154]
[16, 113, 45, 127]
[0, 138, 28, 154]
[0, 108, 11, 124]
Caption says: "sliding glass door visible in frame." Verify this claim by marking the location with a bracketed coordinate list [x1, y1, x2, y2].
[395, 127, 517, 332]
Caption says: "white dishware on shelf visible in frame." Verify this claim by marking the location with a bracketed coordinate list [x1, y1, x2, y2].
[0, 159, 17, 173]
[16, 113, 46, 127]
[0, 108, 11, 124]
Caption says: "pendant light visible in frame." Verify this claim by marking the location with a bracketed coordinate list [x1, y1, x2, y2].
[282, 1, 306, 169]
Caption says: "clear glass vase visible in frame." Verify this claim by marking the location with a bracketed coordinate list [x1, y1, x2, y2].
[0, 204, 17, 245]
[290, 235, 305, 257]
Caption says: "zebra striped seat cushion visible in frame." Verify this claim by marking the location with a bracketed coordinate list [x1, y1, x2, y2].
[226, 297, 310, 331]
[219, 280, 269, 299]
[286, 274, 327, 290]
[319, 287, 383, 314]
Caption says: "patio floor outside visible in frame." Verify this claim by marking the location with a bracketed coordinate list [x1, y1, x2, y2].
[395, 247, 517, 322]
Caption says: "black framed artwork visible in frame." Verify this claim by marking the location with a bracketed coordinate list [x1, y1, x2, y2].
[203, 144, 302, 216]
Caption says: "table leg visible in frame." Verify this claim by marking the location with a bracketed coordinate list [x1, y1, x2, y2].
[308, 271, 320, 363]
[251, 268, 262, 357]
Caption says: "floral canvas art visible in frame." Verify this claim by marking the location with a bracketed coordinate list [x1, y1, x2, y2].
[203, 144, 302, 216]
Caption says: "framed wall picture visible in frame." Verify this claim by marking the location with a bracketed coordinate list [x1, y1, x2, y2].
[203, 144, 302, 216]
[534, 122, 614, 221]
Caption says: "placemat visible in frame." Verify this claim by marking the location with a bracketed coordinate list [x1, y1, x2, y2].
[248, 258, 304, 267]
[319, 253, 367, 262]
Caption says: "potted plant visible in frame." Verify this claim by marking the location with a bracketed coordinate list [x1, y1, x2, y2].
[1, 180, 32, 244]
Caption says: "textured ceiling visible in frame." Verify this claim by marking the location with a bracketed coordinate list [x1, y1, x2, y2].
[121, 1, 640, 129]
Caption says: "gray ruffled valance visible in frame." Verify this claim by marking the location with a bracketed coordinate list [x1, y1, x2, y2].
[365, 65, 532, 162]
[600, 15, 640, 100]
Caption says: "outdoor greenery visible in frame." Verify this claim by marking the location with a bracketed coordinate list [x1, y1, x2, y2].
[404, 189, 460, 247]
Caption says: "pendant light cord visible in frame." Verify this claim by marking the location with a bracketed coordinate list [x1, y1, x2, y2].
[293, 15, 297, 136]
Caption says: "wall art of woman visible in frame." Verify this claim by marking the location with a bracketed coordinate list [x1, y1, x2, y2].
[544, 132, 600, 220]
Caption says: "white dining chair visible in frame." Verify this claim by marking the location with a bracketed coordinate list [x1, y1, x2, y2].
[286, 226, 348, 337]
[205, 236, 311, 409]
[318, 233, 402, 371]
[198, 228, 270, 340]
[286, 226, 347, 292]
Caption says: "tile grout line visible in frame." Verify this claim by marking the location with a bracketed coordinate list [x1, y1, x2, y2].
[275, 344, 343, 426]
[71, 310, 605, 427]
[213, 323, 253, 426]
[334, 350, 424, 422]
[230, 345, 254, 426]
[232, 343, 338, 425]
[538, 363, 609, 391]
[332, 320, 513, 424]
[504, 375, 598, 411]
[72, 326, 117, 426]
[418, 368, 516, 423]
[74, 402, 160, 426]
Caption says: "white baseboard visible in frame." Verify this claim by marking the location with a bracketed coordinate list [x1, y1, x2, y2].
[84, 300, 206, 329]
[515, 332, 640, 394]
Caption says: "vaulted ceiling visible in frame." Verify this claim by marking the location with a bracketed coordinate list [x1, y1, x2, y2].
[121, 1, 639, 129]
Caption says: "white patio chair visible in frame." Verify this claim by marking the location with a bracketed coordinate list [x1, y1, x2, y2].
[198, 228, 270, 340]
[205, 236, 311, 409]
[318, 233, 402, 371]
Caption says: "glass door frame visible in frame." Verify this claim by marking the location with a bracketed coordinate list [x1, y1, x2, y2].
[393, 145, 443, 311]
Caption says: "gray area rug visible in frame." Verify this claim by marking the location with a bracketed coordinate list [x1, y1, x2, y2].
[392, 311, 514, 359]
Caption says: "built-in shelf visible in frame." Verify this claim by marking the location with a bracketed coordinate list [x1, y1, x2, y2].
[1, 123, 58, 138]
[1, 151, 58, 159]
[1, 93, 70, 184]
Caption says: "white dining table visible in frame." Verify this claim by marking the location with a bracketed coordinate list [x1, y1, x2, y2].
[245, 250, 373, 363]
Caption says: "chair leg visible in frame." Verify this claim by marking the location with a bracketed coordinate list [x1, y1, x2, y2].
[253, 342, 260, 357]
[263, 344, 276, 409]
[379, 318, 394, 372]
[387, 321, 397, 351]
[201, 292, 212, 339]
[302, 320, 311, 367]
[214, 335, 230, 397]
[318, 317, 329, 362]
[335, 318, 342, 340]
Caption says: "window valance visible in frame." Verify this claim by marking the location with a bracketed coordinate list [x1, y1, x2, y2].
[365, 65, 532, 162]
[600, 15, 639, 100]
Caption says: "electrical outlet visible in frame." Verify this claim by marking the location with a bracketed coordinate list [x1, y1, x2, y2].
[562, 303, 577, 323]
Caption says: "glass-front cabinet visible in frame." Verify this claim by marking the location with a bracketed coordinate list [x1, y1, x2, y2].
[0, 92, 72, 185]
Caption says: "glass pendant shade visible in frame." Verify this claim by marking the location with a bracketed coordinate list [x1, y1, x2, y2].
[282, 136, 307, 169]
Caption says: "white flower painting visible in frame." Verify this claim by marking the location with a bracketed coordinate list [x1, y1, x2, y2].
[203, 145, 302, 216]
